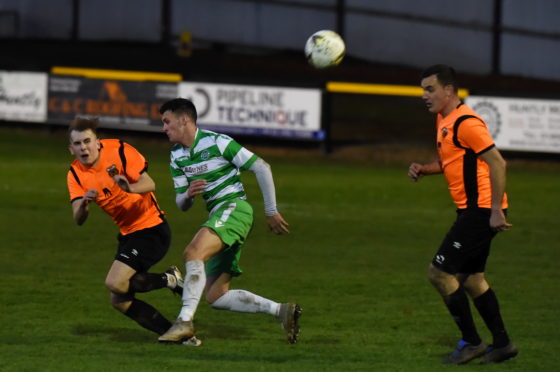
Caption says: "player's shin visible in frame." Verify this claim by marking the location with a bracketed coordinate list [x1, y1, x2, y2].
[473, 288, 510, 347]
[444, 288, 482, 345]
[178, 260, 206, 321]
[125, 299, 172, 335]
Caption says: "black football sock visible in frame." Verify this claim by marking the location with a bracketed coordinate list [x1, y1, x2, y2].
[124, 299, 172, 335]
[473, 288, 510, 348]
[443, 288, 482, 345]
[129, 272, 168, 293]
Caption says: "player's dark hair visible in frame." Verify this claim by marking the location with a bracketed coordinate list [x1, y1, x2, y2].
[159, 98, 198, 123]
[68, 116, 99, 137]
[421, 64, 458, 93]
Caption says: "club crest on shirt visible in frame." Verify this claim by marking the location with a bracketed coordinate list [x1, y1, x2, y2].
[106, 165, 118, 177]
[200, 150, 209, 160]
[442, 128, 448, 138]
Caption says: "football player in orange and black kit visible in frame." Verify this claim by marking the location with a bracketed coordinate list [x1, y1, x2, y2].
[408, 65, 518, 365]
[67, 117, 183, 337]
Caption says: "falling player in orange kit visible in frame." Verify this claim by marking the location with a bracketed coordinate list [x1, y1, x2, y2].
[67, 116, 183, 337]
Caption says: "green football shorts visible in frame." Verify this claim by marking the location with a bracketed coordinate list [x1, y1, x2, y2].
[202, 199, 254, 277]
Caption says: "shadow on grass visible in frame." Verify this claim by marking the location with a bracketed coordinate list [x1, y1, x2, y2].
[428, 335, 460, 360]
[73, 322, 254, 343]
[304, 337, 341, 345]
[200, 322, 250, 340]
[73, 324, 153, 342]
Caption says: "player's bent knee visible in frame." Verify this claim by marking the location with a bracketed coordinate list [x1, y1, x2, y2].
[183, 246, 192, 262]
[427, 265, 443, 285]
[105, 278, 129, 294]
[185, 244, 202, 261]
[427, 265, 456, 293]
[462, 274, 489, 297]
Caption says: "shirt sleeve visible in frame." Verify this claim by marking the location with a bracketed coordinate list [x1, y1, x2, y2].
[248, 158, 278, 216]
[67, 169, 84, 203]
[457, 118, 495, 155]
[217, 134, 257, 170]
[170, 156, 189, 194]
[121, 142, 148, 182]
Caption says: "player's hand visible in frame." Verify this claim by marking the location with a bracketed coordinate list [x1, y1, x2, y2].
[187, 179, 207, 198]
[83, 189, 98, 202]
[490, 209, 512, 232]
[408, 163, 423, 182]
[266, 213, 289, 235]
[113, 175, 131, 192]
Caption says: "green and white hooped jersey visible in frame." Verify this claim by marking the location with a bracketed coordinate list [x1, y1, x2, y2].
[170, 129, 258, 214]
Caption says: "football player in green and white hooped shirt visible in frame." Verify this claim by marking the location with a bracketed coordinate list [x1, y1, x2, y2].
[157, 98, 301, 345]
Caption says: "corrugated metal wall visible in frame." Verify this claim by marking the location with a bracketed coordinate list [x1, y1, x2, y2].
[1, 0, 560, 81]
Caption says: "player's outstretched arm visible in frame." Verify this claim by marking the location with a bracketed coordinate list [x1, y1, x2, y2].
[248, 158, 289, 234]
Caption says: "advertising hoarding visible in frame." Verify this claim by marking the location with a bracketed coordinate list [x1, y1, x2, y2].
[0, 71, 48, 122]
[467, 95, 560, 153]
[179, 82, 323, 140]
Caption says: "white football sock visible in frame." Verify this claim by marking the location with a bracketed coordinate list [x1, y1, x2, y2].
[211, 289, 280, 316]
[178, 260, 206, 321]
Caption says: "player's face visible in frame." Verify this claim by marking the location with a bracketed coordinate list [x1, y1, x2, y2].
[421, 74, 453, 115]
[161, 110, 188, 143]
[69, 129, 101, 166]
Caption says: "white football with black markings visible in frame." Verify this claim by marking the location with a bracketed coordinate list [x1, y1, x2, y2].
[304, 30, 345, 69]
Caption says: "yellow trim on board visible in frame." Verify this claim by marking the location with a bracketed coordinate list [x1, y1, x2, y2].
[326, 81, 469, 98]
[51, 66, 182, 82]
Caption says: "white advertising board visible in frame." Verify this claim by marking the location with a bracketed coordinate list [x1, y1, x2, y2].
[0, 71, 48, 122]
[179, 82, 323, 140]
[466, 95, 560, 153]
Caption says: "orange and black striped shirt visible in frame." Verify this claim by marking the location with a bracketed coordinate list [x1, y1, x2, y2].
[436, 104, 508, 210]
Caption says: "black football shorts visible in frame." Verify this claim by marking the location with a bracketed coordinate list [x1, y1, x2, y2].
[115, 220, 171, 272]
[432, 208, 505, 275]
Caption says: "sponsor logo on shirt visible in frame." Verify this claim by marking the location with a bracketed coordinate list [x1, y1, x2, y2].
[184, 164, 208, 175]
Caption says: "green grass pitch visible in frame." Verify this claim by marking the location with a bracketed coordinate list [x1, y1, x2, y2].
[0, 126, 559, 371]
